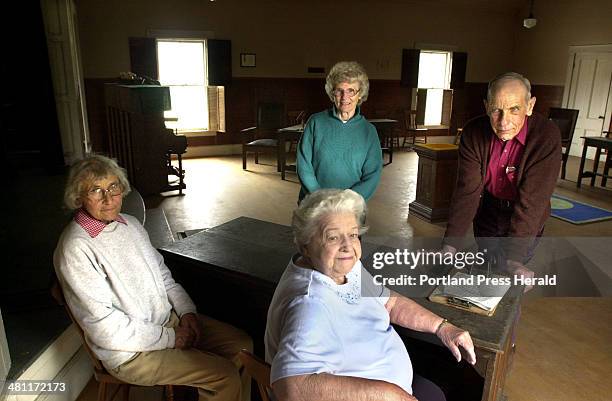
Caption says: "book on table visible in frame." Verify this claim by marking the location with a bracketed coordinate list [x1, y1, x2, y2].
[428, 271, 511, 316]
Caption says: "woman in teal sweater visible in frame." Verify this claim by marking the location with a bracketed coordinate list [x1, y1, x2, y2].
[297, 61, 383, 202]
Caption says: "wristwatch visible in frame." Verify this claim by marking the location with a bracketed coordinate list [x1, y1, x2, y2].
[435, 318, 449, 336]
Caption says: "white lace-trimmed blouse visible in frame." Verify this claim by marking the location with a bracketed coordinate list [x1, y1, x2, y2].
[265, 256, 414, 395]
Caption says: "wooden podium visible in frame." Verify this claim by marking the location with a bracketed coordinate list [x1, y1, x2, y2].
[409, 143, 458, 222]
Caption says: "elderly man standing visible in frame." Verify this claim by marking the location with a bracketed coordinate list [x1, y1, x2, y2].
[443, 72, 561, 282]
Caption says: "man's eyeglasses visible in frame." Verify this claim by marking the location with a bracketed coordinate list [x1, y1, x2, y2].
[332, 88, 360, 98]
[87, 183, 123, 201]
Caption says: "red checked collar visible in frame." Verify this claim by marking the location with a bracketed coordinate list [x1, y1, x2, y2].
[74, 208, 127, 238]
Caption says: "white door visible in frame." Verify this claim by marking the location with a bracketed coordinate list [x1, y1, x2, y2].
[0, 308, 11, 384]
[564, 50, 612, 159]
[40, 0, 91, 165]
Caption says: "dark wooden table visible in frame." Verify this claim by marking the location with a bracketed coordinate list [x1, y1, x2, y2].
[577, 136, 612, 188]
[159, 217, 521, 401]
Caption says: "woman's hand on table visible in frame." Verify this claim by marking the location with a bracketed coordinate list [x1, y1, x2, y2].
[436, 322, 477, 365]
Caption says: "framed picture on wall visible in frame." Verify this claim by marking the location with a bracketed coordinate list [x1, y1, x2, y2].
[240, 53, 256, 67]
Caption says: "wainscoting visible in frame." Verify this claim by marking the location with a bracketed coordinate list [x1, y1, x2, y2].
[84, 77, 564, 154]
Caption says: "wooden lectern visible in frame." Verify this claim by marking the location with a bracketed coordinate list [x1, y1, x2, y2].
[104, 84, 187, 196]
[409, 143, 458, 222]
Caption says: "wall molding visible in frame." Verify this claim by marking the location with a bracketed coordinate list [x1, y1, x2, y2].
[568, 44, 612, 54]
[184, 144, 242, 158]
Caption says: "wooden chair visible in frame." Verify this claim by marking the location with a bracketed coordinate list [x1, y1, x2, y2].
[286, 110, 306, 153]
[548, 107, 579, 179]
[241, 102, 286, 171]
[287, 110, 306, 127]
[50, 279, 175, 401]
[238, 350, 273, 401]
[373, 109, 402, 148]
[454, 128, 463, 145]
[401, 110, 428, 148]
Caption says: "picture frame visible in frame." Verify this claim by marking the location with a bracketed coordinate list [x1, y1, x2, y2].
[240, 53, 256, 67]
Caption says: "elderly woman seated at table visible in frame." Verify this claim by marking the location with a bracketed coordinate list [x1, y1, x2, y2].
[54, 155, 252, 401]
[265, 189, 476, 401]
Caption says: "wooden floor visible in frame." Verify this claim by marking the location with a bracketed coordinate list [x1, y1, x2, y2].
[78, 150, 612, 401]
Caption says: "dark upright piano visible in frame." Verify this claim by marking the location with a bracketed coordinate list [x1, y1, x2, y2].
[104, 84, 187, 195]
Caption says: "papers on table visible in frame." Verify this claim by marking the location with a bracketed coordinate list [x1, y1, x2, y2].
[428, 271, 511, 315]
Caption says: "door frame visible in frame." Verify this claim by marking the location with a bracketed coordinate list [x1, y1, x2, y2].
[562, 44, 612, 158]
[563, 44, 612, 120]
[0, 308, 10, 383]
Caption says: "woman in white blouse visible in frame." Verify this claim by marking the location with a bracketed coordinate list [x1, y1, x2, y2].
[265, 189, 476, 401]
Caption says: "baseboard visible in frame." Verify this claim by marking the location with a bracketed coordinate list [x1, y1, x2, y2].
[16, 324, 81, 383]
[184, 144, 242, 158]
[35, 348, 92, 401]
[3, 324, 89, 401]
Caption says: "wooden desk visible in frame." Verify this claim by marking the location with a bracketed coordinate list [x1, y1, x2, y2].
[369, 118, 398, 165]
[577, 136, 612, 188]
[159, 216, 521, 401]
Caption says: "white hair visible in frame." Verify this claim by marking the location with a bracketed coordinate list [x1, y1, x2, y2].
[63, 154, 131, 210]
[325, 61, 370, 106]
[292, 189, 368, 251]
[487, 72, 532, 104]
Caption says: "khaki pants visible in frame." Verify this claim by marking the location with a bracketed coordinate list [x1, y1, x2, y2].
[109, 312, 252, 401]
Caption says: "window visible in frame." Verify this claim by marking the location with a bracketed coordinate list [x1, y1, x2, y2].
[417, 51, 453, 127]
[157, 40, 210, 132]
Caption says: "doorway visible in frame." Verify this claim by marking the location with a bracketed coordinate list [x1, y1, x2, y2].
[562, 45, 612, 160]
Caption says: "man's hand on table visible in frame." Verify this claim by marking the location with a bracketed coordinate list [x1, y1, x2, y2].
[441, 244, 457, 255]
[506, 260, 534, 293]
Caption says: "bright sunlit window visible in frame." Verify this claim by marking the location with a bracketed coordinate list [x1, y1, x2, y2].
[418, 51, 452, 126]
[157, 40, 209, 131]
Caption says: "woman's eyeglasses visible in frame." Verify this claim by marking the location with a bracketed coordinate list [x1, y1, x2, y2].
[87, 183, 123, 201]
[333, 88, 360, 98]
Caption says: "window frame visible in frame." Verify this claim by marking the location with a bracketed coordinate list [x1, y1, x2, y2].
[416, 50, 454, 129]
[156, 38, 211, 135]
[149, 29, 225, 138]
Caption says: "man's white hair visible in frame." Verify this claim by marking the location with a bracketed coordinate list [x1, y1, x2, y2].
[487, 72, 532, 104]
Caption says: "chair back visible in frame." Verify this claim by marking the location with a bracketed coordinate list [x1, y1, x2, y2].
[404, 110, 418, 130]
[373, 109, 390, 119]
[454, 128, 463, 145]
[548, 107, 579, 147]
[287, 110, 306, 126]
[258, 102, 286, 131]
[238, 350, 273, 401]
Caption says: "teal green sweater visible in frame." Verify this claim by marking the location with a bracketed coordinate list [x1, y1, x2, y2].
[297, 108, 383, 201]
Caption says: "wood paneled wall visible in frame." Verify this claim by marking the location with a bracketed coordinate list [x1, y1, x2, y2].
[84, 78, 564, 153]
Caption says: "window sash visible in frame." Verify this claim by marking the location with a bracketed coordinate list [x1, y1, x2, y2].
[157, 39, 211, 131]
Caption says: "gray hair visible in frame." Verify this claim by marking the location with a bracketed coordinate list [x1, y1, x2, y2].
[63, 154, 131, 210]
[292, 189, 368, 251]
[325, 61, 370, 106]
[487, 72, 532, 104]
